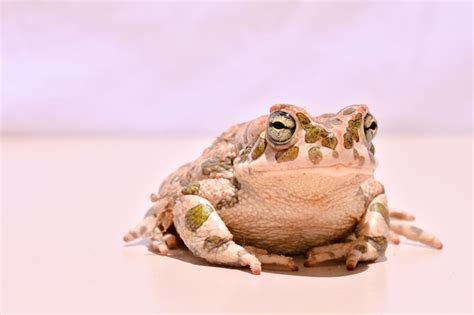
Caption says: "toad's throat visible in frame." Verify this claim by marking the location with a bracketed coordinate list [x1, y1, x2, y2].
[219, 174, 368, 255]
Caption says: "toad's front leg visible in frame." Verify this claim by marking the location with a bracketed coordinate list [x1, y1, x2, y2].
[305, 179, 389, 270]
[345, 191, 390, 270]
[173, 194, 262, 275]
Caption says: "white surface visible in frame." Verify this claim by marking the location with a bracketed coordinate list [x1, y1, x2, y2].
[1, 135, 472, 313]
[2, 2, 472, 134]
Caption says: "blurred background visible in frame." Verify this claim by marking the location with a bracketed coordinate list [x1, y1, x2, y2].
[2, 1, 472, 136]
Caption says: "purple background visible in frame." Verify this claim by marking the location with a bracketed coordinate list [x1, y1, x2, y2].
[2, 2, 472, 135]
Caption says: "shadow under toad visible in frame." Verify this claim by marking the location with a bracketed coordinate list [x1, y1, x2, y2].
[126, 241, 382, 277]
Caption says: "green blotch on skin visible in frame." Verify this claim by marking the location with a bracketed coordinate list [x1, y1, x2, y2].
[363, 236, 388, 254]
[216, 195, 239, 210]
[231, 177, 242, 190]
[322, 134, 338, 149]
[181, 182, 200, 195]
[343, 107, 356, 115]
[305, 126, 322, 143]
[296, 112, 328, 144]
[351, 129, 360, 143]
[410, 226, 423, 235]
[343, 132, 353, 149]
[185, 204, 214, 231]
[296, 112, 312, 126]
[369, 202, 390, 225]
[201, 157, 233, 175]
[205, 235, 224, 244]
[251, 137, 267, 160]
[354, 148, 366, 166]
[239, 145, 252, 162]
[354, 113, 362, 126]
[275, 146, 299, 163]
[347, 113, 362, 143]
[203, 235, 227, 251]
[296, 112, 331, 145]
[353, 149, 360, 160]
[308, 146, 323, 164]
[353, 244, 368, 254]
[347, 123, 360, 142]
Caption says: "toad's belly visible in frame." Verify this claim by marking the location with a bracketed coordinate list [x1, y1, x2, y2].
[218, 186, 367, 255]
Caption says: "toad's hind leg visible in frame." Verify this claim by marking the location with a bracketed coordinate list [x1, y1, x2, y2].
[173, 195, 262, 275]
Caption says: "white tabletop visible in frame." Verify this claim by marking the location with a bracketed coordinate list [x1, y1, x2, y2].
[2, 134, 472, 313]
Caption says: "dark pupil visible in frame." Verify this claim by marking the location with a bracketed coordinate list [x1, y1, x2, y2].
[368, 121, 377, 130]
[272, 121, 286, 129]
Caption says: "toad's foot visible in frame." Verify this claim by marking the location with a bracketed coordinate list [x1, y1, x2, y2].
[245, 246, 298, 271]
[304, 242, 351, 267]
[390, 223, 443, 249]
[389, 210, 416, 221]
[123, 201, 178, 255]
[123, 213, 157, 242]
[149, 227, 178, 255]
[388, 230, 401, 244]
[173, 194, 262, 275]
[304, 236, 387, 270]
[388, 209, 442, 249]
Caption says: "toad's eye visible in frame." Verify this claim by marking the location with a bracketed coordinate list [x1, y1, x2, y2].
[267, 111, 296, 145]
[364, 113, 378, 142]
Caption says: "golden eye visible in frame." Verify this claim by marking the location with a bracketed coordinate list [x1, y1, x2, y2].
[364, 113, 378, 142]
[267, 111, 296, 145]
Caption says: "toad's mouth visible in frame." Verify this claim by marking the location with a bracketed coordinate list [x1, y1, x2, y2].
[236, 162, 375, 178]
